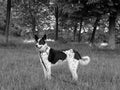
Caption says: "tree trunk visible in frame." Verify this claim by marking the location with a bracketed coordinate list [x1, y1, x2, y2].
[29, 0, 37, 38]
[32, 17, 36, 37]
[90, 17, 100, 43]
[108, 13, 117, 49]
[55, 5, 58, 40]
[5, 0, 11, 43]
[78, 19, 83, 42]
[73, 24, 77, 41]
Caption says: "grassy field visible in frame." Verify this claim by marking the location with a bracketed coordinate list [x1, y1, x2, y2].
[0, 34, 120, 90]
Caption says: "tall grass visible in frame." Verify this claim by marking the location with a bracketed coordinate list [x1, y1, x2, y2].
[0, 34, 120, 90]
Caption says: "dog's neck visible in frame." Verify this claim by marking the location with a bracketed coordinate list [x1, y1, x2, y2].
[45, 46, 50, 55]
[39, 45, 50, 55]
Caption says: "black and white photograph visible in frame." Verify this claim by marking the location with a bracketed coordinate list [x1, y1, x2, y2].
[0, 0, 120, 90]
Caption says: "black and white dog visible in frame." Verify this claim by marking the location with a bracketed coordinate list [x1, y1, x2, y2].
[35, 34, 90, 81]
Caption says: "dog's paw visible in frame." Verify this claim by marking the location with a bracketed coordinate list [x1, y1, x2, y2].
[47, 75, 51, 80]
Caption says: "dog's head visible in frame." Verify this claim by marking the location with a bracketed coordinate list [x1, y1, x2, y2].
[34, 34, 48, 52]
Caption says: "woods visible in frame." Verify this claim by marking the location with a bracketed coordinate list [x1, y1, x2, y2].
[0, 0, 120, 49]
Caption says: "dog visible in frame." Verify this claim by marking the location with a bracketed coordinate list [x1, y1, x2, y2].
[35, 34, 90, 81]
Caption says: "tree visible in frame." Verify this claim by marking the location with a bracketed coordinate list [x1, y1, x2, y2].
[50, 0, 120, 47]
[86, 0, 120, 49]
[90, 17, 100, 43]
[13, 0, 50, 37]
[78, 18, 83, 42]
[5, 0, 11, 43]
[54, 5, 59, 40]
[108, 12, 117, 49]
[59, 0, 103, 42]
[0, 1, 6, 34]
[49, 0, 66, 40]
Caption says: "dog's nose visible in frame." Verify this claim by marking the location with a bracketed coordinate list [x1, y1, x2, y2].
[36, 44, 38, 47]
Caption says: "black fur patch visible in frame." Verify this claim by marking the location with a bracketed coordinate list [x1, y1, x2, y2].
[60, 48, 70, 51]
[38, 39, 45, 45]
[73, 50, 82, 60]
[48, 48, 67, 64]
[34, 35, 39, 42]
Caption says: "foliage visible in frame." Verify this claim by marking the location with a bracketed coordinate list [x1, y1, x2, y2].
[14, 1, 49, 27]
[9, 0, 55, 37]
[0, 1, 6, 33]
[0, 0, 120, 46]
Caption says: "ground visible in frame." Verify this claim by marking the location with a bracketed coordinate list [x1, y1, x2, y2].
[0, 34, 120, 90]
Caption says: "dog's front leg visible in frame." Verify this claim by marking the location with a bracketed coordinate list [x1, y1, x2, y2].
[42, 66, 47, 79]
[39, 58, 47, 79]
[46, 64, 51, 80]
[42, 62, 51, 80]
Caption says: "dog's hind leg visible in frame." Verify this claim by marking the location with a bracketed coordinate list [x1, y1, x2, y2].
[68, 59, 79, 81]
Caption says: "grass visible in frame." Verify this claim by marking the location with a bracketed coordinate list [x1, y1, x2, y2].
[0, 34, 120, 90]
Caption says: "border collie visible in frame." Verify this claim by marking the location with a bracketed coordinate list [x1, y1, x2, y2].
[35, 34, 90, 81]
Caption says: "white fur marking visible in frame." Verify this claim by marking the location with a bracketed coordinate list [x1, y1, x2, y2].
[80, 56, 90, 65]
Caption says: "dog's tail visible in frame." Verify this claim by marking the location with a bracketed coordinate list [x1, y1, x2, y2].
[79, 56, 90, 65]
[69, 49, 90, 65]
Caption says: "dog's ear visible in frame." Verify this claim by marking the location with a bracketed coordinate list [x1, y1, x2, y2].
[42, 34, 47, 40]
[34, 35, 39, 42]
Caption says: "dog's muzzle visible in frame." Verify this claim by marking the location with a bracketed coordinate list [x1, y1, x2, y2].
[36, 44, 42, 49]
